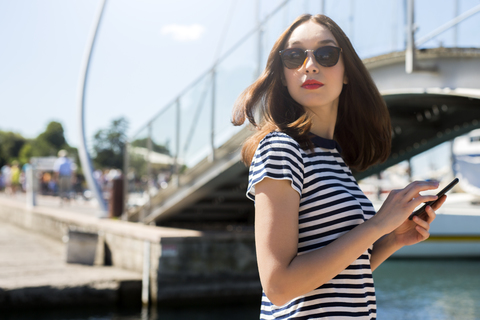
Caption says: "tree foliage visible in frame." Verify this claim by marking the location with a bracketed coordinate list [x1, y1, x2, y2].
[0, 131, 26, 167]
[0, 121, 74, 168]
[31, 121, 69, 157]
[92, 117, 129, 169]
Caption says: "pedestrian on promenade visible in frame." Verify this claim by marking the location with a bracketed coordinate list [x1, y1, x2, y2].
[232, 14, 446, 319]
[10, 161, 20, 195]
[21, 161, 32, 192]
[53, 150, 75, 203]
[1, 163, 12, 195]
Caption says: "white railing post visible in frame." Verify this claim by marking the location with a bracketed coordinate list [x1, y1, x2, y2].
[142, 240, 151, 306]
[122, 141, 129, 221]
[209, 68, 216, 162]
[405, 0, 416, 74]
[141, 123, 153, 222]
[26, 165, 36, 209]
[174, 98, 181, 187]
[454, 0, 459, 47]
[255, 0, 263, 79]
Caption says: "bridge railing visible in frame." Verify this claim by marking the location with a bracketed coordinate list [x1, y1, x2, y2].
[124, 1, 292, 215]
[124, 0, 480, 218]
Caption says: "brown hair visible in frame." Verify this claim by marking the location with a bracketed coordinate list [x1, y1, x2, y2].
[232, 14, 391, 171]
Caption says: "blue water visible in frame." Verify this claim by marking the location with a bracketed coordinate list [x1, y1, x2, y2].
[374, 259, 480, 320]
[3, 259, 480, 320]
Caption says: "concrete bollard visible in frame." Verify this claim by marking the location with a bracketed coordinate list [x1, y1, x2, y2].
[25, 165, 36, 209]
[65, 230, 99, 265]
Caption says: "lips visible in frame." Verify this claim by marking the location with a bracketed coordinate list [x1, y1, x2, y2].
[301, 79, 324, 90]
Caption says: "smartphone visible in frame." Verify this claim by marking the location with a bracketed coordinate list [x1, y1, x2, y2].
[408, 177, 459, 221]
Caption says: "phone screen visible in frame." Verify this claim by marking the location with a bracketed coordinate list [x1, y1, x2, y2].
[408, 178, 459, 220]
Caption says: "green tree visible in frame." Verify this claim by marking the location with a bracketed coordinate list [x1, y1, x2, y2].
[0, 122, 75, 167]
[18, 143, 33, 164]
[42, 121, 67, 148]
[93, 117, 129, 169]
[0, 130, 26, 167]
[31, 121, 69, 157]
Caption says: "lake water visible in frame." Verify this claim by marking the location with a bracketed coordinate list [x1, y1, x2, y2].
[4, 259, 480, 320]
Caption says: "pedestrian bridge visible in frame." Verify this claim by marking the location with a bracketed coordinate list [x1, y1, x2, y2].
[124, 3, 480, 229]
[125, 48, 480, 228]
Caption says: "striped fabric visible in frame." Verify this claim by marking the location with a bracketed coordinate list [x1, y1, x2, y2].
[247, 131, 376, 320]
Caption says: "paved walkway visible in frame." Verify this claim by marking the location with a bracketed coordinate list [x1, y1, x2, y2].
[0, 192, 106, 217]
[0, 207, 142, 308]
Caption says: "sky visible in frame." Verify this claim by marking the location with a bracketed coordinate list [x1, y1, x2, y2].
[0, 0, 479, 173]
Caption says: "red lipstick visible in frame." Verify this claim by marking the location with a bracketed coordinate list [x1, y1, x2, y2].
[301, 79, 324, 90]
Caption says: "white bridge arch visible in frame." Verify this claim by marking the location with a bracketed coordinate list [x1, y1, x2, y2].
[357, 48, 480, 179]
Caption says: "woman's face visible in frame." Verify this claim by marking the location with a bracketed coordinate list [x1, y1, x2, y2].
[282, 20, 347, 113]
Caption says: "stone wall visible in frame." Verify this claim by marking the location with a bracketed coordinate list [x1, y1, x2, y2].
[0, 197, 260, 304]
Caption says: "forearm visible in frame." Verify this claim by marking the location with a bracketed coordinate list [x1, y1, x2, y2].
[265, 219, 385, 305]
[370, 233, 402, 271]
[257, 180, 441, 306]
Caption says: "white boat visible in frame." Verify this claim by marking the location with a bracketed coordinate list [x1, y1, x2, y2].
[393, 193, 480, 258]
[452, 129, 480, 198]
[367, 192, 480, 258]
[396, 130, 480, 257]
[363, 131, 480, 257]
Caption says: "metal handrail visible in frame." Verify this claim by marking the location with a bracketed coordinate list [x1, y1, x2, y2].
[416, 3, 480, 47]
[130, 0, 290, 140]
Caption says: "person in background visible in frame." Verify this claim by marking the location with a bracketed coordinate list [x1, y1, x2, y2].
[53, 150, 75, 204]
[10, 161, 20, 195]
[1, 163, 12, 195]
[21, 161, 32, 192]
[0, 170, 4, 191]
[41, 171, 51, 195]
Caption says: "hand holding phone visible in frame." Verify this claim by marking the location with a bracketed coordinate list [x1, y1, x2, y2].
[408, 178, 459, 221]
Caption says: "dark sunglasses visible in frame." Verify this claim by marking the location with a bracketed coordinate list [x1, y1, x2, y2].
[279, 46, 342, 69]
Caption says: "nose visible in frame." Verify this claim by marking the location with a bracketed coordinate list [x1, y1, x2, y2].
[303, 51, 318, 73]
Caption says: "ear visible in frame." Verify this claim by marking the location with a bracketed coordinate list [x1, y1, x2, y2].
[343, 73, 348, 85]
[281, 74, 287, 86]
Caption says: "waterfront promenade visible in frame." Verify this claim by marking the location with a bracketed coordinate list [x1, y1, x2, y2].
[0, 192, 260, 309]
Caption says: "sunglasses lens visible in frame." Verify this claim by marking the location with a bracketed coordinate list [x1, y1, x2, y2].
[281, 48, 306, 69]
[314, 46, 341, 67]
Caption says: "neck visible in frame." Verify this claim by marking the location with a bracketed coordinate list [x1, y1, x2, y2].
[305, 99, 338, 140]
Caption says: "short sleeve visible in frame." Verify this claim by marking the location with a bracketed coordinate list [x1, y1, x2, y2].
[246, 132, 304, 201]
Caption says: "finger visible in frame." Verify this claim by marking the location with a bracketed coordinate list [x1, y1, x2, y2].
[417, 203, 439, 222]
[415, 225, 430, 241]
[431, 194, 447, 211]
[413, 215, 430, 230]
[409, 194, 438, 210]
[424, 205, 437, 223]
[416, 196, 445, 220]
[403, 180, 439, 199]
[402, 180, 438, 193]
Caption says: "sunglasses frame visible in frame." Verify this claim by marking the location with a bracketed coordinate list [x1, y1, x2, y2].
[279, 46, 343, 69]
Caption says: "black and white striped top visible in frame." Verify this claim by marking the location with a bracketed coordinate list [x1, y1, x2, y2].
[247, 131, 376, 320]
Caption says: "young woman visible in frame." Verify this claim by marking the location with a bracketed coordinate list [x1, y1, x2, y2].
[232, 14, 446, 319]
